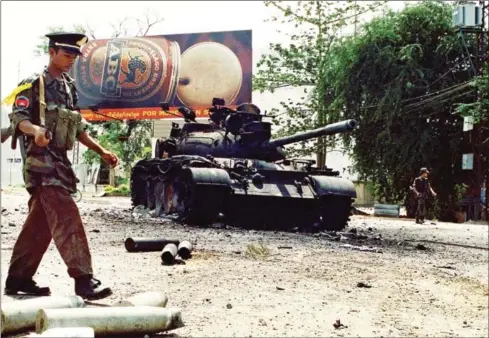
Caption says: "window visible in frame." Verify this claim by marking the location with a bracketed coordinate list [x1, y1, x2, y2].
[462, 153, 474, 170]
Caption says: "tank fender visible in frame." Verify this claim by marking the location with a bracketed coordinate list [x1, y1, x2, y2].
[309, 176, 357, 198]
[182, 167, 232, 188]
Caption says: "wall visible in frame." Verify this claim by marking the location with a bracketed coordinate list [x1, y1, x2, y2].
[0, 134, 92, 189]
[1, 144, 24, 188]
[353, 181, 376, 206]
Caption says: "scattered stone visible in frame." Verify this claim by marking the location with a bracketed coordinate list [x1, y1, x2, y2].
[436, 265, 456, 270]
[415, 244, 428, 250]
[276, 286, 285, 291]
[356, 282, 372, 288]
[90, 229, 100, 233]
[333, 319, 347, 329]
[258, 318, 267, 326]
[226, 303, 233, 309]
[340, 243, 383, 253]
[277, 246, 293, 249]
[8, 222, 15, 227]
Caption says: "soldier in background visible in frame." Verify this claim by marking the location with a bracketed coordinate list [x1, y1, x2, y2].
[411, 167, 437, 224]
[4, 32, 119, 300]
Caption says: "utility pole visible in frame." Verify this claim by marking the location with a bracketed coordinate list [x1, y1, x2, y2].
[473, 0, 488, 221]
[479, 0, 489, 222]
[453, 1, 488, 221]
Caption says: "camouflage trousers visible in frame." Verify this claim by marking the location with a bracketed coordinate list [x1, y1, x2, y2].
[416, 197, 427, 222]
[8, 185, 93, 279]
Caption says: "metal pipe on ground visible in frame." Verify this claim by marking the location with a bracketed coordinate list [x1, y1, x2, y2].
[114, 291, 168, 308]
[35, 306, 184, 335]
[161, 243, 178, 265]
[124, 237, 180, 252]
[1, 296, 85, 334]
[177, 240, 193, 259]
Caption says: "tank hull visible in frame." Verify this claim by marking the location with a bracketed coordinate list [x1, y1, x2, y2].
[130, 156, 356, 232]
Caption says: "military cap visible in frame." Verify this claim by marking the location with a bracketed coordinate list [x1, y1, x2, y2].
[46, 32, 88, 55]
[420, 167, 430, 174]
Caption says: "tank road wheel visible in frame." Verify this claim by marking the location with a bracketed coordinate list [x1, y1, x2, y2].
[310, 176, 356, 232]
[146, 160, 168, 211]
[319, 196, 354, 232]
[154, 139, 165, 159]
[173, 167, 231, 227]
[130, 160, 151, 208]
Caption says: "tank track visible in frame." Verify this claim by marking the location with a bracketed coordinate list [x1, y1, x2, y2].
[130, 158, 353, 232]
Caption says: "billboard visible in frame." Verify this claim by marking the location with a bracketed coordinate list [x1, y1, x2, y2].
[74, 30, 252, 121]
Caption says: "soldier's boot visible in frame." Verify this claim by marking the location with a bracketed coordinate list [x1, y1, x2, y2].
[4, 275, 51, 296]
[75, 275, 112, 300]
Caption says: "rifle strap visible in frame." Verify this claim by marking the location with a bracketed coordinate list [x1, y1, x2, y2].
[39, 73, 46, 126]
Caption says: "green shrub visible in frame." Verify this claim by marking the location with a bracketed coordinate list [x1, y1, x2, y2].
[104, 185, 115, 193]
[104, 183, 131, 196]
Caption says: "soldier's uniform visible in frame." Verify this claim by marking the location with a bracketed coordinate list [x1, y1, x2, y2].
[412, 168, 432, 224]
[4, 32, 112, 300]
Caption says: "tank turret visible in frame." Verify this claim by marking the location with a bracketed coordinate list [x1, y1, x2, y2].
[155, 99, 356, 162]
[130, 99, 358, 233]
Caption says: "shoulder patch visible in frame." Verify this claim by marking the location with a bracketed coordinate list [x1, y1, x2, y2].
[14, 96, 30, 109]
[2, 82, 34, 106]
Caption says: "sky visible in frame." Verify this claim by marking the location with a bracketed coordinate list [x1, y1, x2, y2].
[0, 1, 280, 95]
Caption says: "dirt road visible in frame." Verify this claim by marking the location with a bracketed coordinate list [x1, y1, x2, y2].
[1, 188, 488, 337]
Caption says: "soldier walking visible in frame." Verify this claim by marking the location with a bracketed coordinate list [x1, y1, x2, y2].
[411, 167, 437, 224]
[4, 32, 120, 300]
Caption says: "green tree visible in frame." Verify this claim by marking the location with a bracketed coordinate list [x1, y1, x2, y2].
[318, 0, 478, 221]
[82, 120, 153, 177]
[253, 0, 386, 167]
[35, 12, 164, 179]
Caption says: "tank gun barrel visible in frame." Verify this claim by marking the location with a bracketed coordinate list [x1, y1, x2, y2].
[267, 119, 357, 148]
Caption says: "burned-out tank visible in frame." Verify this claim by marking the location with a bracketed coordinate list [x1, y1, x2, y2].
[130, 98, 358, 232]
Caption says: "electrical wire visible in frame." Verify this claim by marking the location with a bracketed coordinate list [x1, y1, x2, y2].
[400, 90, 475, 118]
[401, 84, 473, 110]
